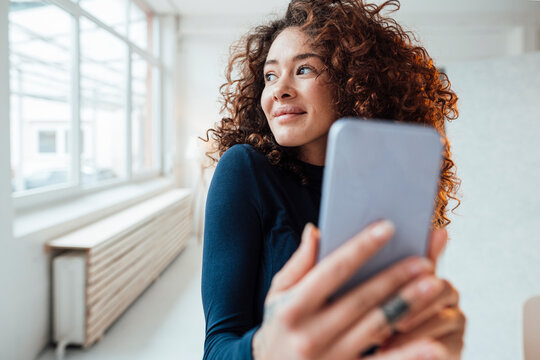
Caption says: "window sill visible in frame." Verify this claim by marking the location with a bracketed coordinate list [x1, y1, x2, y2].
[14, 176, 177, 242]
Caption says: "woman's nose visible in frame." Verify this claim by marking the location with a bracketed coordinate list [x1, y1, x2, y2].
[272, 78, 296, 101]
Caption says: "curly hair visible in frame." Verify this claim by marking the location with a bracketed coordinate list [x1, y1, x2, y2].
[201, 0, 460, 227]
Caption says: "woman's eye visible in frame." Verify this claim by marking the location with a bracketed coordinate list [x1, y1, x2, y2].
[265, 73, 276, 82]
[298, 66, 314, 75]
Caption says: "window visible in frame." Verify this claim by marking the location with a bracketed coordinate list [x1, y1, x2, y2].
[9, 1, 73, 192]
[8, 0, 163, 201]
[80, 16, 127, 185]
[132, 53, 158, 173]
[38, 131, 57, 153]
[64, 130, 69, 154]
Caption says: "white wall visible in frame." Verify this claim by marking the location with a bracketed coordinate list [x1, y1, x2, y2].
[1, 1, 47, 359]
[174, 15, 252, 189]
[174, 31, 231, 188]
[0, 0, 14, 355]
[440, 52, 540, 359]
[395, 12, 540, 66]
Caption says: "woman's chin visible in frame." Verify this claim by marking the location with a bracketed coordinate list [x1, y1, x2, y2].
[273, 131, 305, 147]
[275, 137, 303, 148]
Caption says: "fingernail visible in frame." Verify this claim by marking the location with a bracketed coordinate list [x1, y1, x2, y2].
[416, 277, 440, 296]
[371, 220, 394, 240]
[304, 222, 313, 235]
[300, 223, 313, 246]
[407, 258, 431, 276]
[312, 224, 320, 238]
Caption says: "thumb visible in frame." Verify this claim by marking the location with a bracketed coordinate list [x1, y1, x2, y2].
[269, 223, 320, 293]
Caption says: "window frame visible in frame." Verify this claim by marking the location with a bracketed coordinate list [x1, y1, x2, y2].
[9, 0, 166, 211]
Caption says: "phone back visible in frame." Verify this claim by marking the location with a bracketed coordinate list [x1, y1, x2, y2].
[318, 118, 443, 298]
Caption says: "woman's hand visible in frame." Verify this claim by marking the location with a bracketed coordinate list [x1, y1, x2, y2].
[252, 221, 450, 360]
[379, 228, 466, 359]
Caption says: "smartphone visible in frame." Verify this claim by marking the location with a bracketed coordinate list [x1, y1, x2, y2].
[317, 118, 443, 299]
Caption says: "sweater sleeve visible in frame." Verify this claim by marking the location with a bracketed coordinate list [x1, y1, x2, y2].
[201, 145, 264, 360]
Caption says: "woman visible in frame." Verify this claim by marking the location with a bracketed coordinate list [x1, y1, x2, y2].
[201, 0, 464, 359]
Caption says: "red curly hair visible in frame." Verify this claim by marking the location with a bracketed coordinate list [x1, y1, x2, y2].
[202, 0, 460, 227]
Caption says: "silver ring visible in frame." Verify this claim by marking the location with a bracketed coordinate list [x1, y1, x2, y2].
[381, 295, 410, 324]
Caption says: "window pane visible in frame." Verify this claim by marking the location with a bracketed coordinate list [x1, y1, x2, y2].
[80, 17, 126, 185]
[79, 0, 127, 36]
[9, 1, 73, 192]
[129, 1, 152, 51]
[38, 131, 56, 153]
[131, 53, 156, 173]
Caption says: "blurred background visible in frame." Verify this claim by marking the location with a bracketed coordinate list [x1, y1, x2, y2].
[0, 0, 539, 359]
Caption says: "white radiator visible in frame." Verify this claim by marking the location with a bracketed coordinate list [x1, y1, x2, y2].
[47, 189, 192, 357]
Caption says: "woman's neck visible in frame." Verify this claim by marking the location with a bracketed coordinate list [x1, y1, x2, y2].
[298, 135, 328, 166]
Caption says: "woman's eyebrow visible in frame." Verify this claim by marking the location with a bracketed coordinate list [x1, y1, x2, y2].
[264, 53, 322, 66]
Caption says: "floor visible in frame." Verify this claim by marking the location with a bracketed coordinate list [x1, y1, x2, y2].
[37, 235, 206, 360]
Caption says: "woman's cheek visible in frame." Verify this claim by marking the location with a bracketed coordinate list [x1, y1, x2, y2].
[261, 90, 271, 119]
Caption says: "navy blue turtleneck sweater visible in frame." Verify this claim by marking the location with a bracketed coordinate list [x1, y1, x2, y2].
[201, 144, 324, 359]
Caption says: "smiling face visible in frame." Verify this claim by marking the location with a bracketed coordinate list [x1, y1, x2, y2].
[261, 27, 338, 165]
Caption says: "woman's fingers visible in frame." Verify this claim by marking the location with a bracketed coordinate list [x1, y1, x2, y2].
[427, 228, 448, 266]
[366, 339, 447, 360]
[261, 221, 463, 360]
[300, 256, 432, 353]
[437, 329, 466, 359]
[322, 274, 445, 359]
[395, 279, 459, 333]
[289, 220, 395, 322]
[269, 223, 320, 294]
[382, 307, 466, 351]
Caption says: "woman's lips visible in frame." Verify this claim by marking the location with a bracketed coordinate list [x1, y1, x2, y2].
[273, 105, 307, 123]
[274, 112, 306, 123]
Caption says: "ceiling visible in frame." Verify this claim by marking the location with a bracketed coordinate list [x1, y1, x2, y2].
[146, 0, 540, 15]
